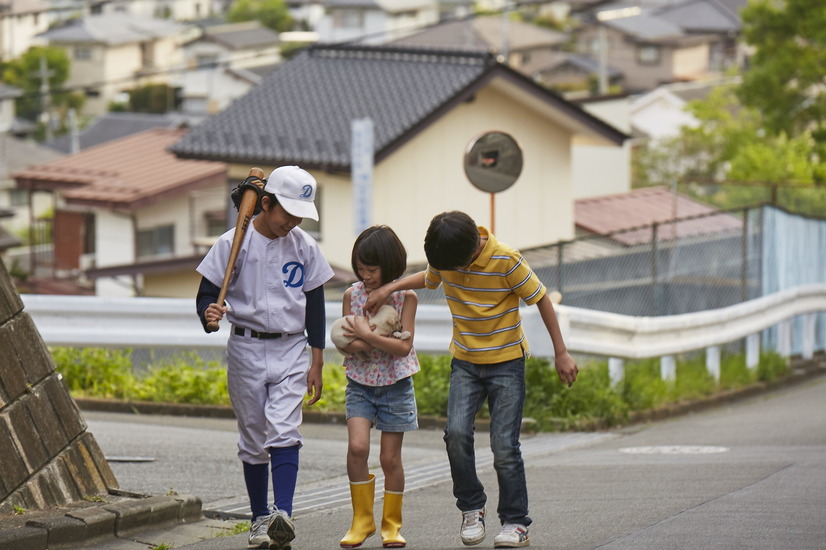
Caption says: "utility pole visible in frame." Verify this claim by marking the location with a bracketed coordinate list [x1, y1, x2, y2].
[37, 55, 55, 141]
[68, 108, 80, 154]
[597, 24, 608, 95]
[501, 1, 511, 63]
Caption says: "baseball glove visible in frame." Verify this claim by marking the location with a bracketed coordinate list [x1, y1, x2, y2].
[230, 176, 266, 215]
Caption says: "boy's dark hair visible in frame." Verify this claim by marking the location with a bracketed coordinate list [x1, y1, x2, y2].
[351, 225, 407, 285]
[424, 211, 479, 270]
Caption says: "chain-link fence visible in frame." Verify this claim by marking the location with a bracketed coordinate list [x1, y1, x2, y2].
[417, 204, 825, 325]
[527, 208, 756, 316]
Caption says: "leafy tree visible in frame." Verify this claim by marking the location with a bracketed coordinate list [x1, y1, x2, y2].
[226, 0, 293, 32]
[1, 46, 78, 122]
[124, 83, 180, 113]
[633, 84, 826, 213]
[738, 0, 826, 147]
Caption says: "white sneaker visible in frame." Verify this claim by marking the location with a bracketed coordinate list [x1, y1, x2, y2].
[494, 523, 529, 548]
[248, 513, 271, 548]
[460, 507, 486, 546]
[267, 508, 295, 550]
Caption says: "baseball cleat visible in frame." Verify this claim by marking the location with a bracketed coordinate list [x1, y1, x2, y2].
[267, 509, 295, 550]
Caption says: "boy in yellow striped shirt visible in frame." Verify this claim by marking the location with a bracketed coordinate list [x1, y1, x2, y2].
[364, 211, 578, 548]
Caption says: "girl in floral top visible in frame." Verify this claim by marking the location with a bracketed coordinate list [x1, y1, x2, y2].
[337, 225, 419, 549]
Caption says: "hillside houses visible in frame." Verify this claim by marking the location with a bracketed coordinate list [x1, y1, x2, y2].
[170, 43, 628, 277]
[1, 1, 764, 299]
[34, 14, 188, 116]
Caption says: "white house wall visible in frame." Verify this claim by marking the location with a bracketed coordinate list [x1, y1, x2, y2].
[65, 37, 183, 115]
[572, 96, 631, 198]
[632, 93, 697, 139]
[101, 0, 211, 20]
[136, 192, 198, 258]
[94, 209, 136, 297]
[672, 43, 711, 81]
[180, 69, 253, 115]
[1, 11, 50, 61]
[572, 143, 631, 199]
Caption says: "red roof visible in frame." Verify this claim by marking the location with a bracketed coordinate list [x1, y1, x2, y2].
[575, 186, 742, 245]
[13, 128, 227, 210]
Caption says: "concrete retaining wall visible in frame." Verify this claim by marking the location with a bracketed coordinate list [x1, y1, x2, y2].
[0, 260, 117, 514]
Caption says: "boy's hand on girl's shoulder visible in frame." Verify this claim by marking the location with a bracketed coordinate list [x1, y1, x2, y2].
[363, 286, 391, 315]
[555, 351, 579, 388]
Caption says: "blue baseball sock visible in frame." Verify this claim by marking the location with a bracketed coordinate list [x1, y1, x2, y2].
[242, 461, 269, 521]
[269, 445, 299, 516]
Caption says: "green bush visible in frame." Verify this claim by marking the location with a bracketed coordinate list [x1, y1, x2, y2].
[619, 358, 669, 411]
[673, 355, 717, 401]
[49, 346, 795, 431]
[314, 364, 348, 411]
[411, 355, 452, 417]
[131, 353, 229, 406]
[719, 353, 754, 389]
[756, 350, 788, 382]
[530, 359, 628, 430]
[53, 347, 137, 399]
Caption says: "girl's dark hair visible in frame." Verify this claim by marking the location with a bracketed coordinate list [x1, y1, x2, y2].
[424, 211, 479, 270]
[351, 225, 407, 285]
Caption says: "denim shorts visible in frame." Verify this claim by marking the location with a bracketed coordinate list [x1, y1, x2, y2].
[345, 376, 418, 432]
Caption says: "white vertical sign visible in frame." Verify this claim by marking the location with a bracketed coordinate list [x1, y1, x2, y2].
[351, 118, 374, 236]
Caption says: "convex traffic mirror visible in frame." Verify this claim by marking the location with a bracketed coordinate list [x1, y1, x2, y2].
[463, 131, 523, 193]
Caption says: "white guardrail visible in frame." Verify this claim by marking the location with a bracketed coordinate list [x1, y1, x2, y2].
[20, 284, 826, 383]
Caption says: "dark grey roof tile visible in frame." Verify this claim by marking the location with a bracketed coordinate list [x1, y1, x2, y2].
[171, 45, 491, 169]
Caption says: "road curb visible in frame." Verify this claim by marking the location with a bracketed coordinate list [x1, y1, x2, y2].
[0, 493, 202, 550]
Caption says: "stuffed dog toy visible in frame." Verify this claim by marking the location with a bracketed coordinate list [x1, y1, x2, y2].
[330, 304, 410, 354]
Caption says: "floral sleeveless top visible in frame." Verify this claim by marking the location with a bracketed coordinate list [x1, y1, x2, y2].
[343, 282, 420, 386]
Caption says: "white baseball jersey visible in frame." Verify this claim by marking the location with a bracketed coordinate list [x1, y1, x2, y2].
[197, 223, 334, 334]
[198, 222, 334, 459]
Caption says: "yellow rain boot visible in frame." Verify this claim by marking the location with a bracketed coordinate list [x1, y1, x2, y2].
[340, 474, 376, 548]
[381, 490, 406, 548]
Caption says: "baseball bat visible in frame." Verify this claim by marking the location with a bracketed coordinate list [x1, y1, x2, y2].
[205, 167, 265, 333]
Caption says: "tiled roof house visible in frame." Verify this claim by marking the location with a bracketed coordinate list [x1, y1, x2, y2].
[13, 128, 227, 297]
[574, 0, 747, 92]
[171, 43, 628, 272]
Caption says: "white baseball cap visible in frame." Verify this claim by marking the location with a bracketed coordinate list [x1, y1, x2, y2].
[264, 166, 320, 221]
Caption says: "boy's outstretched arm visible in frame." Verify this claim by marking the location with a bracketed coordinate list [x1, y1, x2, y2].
[363, 270, 427, 314]
[536, 294, 579, 387]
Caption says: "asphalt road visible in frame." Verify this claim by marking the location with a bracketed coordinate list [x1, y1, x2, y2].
[84, 375, 826, 549]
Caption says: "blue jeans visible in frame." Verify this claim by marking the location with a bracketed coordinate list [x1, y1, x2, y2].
[443, 357, 531, 527]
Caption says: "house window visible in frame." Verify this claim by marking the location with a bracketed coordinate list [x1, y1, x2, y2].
[84, 213, 96, 254]
[204, 210, 226, 237]
[196, 54, 219, 69]
[332, 9, 364, 29]
[75, 47, 92, 61]
[141, 42, 155, 69]
[637, 44, 661, 65]
[9, 188, 28, 207]
[137, 224, 174, 257]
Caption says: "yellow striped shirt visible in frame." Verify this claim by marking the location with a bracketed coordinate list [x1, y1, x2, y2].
[424, 227, 545, 364]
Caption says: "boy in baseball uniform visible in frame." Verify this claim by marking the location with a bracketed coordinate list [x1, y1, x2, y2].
[196, 166, 334, 550]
